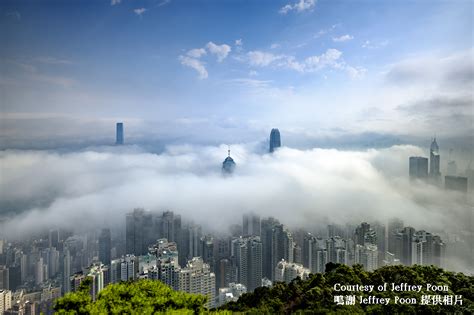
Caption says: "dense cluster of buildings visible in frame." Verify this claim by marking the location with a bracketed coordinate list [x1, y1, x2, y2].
[0, 207, 453, 313]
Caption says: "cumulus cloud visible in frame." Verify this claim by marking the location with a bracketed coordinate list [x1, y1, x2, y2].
[332, 34, 354, 42]
[111, 0, 121, 5]
[134, 8, 147, 16]
[206, 42, 231, 62]
[279, 0, 316, 14]
[179, 55, 208, 79]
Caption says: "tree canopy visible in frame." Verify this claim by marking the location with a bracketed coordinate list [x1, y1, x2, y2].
[219, 264, 474, 314]
[54, 278, 219, 314]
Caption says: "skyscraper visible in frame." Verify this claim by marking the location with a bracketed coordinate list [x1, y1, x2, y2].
[99, 228, 111, 266]
[125, 209, 154, 256]
[116, 122, 124, 145]
[222, 149, 236, 174]
[232, 236, 262, 292]
[429, 138, 440, 179]
[445, 176, 468, 193]
[409, 157, 428, 180]
[242, 213, 261, 237]
[269, 128, 281, 153]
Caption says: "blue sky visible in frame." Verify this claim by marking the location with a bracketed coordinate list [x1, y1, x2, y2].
[0, 0, 472, 148]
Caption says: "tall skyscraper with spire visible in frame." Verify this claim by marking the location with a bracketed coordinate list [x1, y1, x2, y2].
[116, 122, 124, 145]
[429, 138, 440, 180]
[222, 148, 236, 174]
[269, 128, 281, 153]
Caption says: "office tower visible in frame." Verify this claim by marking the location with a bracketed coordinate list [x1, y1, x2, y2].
[409, 157, 428, 180]
[274, 260, 310, 283]
[0, 290, 12, 314]
[222, 149, 236, 174]
[242, 213, 261, 237]
[354, 222, 371, 246]
[178, 257, 216, 308]
[99, 229, 112, 266]
[445, 176, 468, 193]
[269, 128, 281, 153]
[116, 122, 124, 145]
[7, 265, 21, 291]
[429, 138, 441, 179]
[125, 209, 154, 256]
[232, 236, 262, 292]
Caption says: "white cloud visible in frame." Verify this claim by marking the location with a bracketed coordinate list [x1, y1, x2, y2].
[1, 144, 471, 275]
[133, 8, 147, 16]
[158, 0, 171, 7]
[235, 39, 243, 46]
[279, 0, 316, 14]
[206, 42, 231, 62]
[247, 51, 285, 67]
[111, 0, 121, 5]
[270, 43, 281, 49]
[247, 48, 344, 74]
[346, 65, 367, 79]
[362, 40, 389, 49]
[187, 48, 207, 58]
[332, 34, 354, 42]
[249, 70, 258, 76]
[179, 56, 208, 79]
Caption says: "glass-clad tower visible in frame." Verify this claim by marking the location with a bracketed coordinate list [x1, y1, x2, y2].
[269, 128, 281, 153]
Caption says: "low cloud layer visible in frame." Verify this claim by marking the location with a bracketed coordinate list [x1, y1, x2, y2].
[1, 144, 471, 242]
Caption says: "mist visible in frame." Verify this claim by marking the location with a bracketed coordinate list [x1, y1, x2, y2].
[0, 143, 471, 239]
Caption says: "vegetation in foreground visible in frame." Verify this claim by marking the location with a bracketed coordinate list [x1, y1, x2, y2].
[54, 264, 474, 314]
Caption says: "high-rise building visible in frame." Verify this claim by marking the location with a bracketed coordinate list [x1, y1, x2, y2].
[242, 213, 261, 237]
[116, 122, 124, 145]
[231, 236, 262, 292]
[178, 257, 216, 308]
[445, 176, 468, 193]
[0, 267, 9, 290]
[99, 229, 111, 266]
[429, 138, 441, 180]
[222, 149, 236, 174]
[394, 227, 415, 266]
[0, 290, 12, 314]
[125, 209, 154, 256]
[274, 260, 310, 283]
[269, 128, 281, 153]
[409, 157, 428, 180]
[261, 217, 279, 280]
[270, 224, 294, 280]
[354, 244, 378, 271]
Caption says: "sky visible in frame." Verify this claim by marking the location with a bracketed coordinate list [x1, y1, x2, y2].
[0, 0, 472, 150]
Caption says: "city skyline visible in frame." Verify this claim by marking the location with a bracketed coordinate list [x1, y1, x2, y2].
[0, 1, 472, 312]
